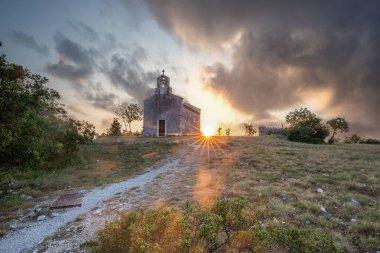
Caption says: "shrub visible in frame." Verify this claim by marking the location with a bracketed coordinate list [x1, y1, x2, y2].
[344, 134, 362, 144]
[359, 138, 380, 144]
[88, 199, 337, 253]
[285, 108, 329, 144]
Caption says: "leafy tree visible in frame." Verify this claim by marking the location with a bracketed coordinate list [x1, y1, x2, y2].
[326, 117, 349, 143]
[0, 55, 95, 170]
[115, 103, 143, 133]
[244, 123, 257, 136]
[225, 128, 231, 136]
[108, 118, 122, 136]
[285, 108, 329, 144]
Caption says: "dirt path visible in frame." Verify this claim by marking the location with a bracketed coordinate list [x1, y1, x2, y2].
[0, 159, 180, 253]
[0, 138, 229, 253]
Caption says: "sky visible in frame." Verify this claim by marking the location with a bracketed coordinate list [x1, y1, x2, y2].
[1, 0, 380, 137]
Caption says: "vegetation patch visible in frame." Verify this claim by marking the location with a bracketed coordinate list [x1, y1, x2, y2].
[86, 199, 337, 253]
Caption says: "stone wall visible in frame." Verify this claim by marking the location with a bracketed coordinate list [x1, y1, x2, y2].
[258, 125, 286, 136]
[181, 104, 200, 135]
[143, 94, 183, 136]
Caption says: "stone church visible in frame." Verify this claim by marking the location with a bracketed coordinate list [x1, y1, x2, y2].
[143, 71, 201, 136]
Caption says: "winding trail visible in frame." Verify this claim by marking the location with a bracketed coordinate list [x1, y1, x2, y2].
[0, 160, 179, 253]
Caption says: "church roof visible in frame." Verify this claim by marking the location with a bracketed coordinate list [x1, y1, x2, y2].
[184, 102, 201, 114]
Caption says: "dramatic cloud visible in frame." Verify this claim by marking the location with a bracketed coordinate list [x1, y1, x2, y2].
[8, 30, 49, 55]
[145, 0, 380, 136]
[46, 32, 155, 110]
[104, 48, 155, 104]
[46, 34, 97, 81]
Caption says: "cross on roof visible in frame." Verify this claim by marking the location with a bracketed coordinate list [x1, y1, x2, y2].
[162, 69, 165, 75]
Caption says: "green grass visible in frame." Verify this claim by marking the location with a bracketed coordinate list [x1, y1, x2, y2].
[221, 136, 380, 252]
[0, 136, 177, 236]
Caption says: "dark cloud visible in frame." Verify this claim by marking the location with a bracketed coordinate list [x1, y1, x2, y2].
[84, 82, 118, 111]
[104, 48, 155, 104]
[145, 0, 380, 137]
[8, 30, 49, 55]
[46, 60, 92, 81]
[46, 33, 154, 110]
[46, 34, 98, 81]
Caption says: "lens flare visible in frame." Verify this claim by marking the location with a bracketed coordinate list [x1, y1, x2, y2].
[202, 125, 215, 137]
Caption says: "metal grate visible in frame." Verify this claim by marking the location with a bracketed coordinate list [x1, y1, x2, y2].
[50, 192, 83, 209]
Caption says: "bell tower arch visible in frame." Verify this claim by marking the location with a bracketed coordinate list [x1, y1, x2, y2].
[155, 69, 172, 95]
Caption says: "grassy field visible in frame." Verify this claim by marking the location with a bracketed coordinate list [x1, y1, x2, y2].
[90, 136, 379, 252]
[1, 135, 379, 251]
[202, 136, 380, 252]
[0, 136, 178, 237]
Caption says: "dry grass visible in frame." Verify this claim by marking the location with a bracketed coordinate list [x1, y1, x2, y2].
[0, 136, 178, 236]
[205, 136, 380, 252]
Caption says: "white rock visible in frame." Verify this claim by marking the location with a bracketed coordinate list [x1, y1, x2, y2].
[51, 213, 60, 217]
[320, 206, 327, 213]
[184, 185, 192, 189]
[317, 188, 324, 193]
[35, 207, 42, 212]
[37, 215, 47, 221]
[351, 218, 357, 222]
[280, 192, 287, 201]
[93, 209, 102, 215]
[351, 199, 360, 205]
[20, 194, 32, 200]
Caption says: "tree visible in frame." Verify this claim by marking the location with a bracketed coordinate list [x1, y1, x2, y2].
[0, 54, 95, 170]
[217, 127, 222, 136]
[326, 117, 349, 144]
[225, 128, 231, 136]
[115, 103, 143, 133]
[285, 108, 329, 144]
[108, 118, 122, 136]
[244, 123, 257, 136]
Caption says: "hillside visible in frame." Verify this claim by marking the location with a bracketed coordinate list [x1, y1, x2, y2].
[1, 136, 379, 252]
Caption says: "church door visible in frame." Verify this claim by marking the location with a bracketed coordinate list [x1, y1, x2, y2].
[158, 120, 166, 136]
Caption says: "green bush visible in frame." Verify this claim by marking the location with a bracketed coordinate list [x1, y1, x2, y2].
[286, 125, 329, 144]
[344, 134, 362, 144]
[87, 199, 338, 253]
[0, 55, 95, 170]
[359, 138, 380, 144]
[285, 108, 329, 144]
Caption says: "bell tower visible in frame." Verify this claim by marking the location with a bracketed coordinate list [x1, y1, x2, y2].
[155, 69, 172, 95]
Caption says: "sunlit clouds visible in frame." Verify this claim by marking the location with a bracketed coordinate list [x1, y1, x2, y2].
[1, 0, 380, 137]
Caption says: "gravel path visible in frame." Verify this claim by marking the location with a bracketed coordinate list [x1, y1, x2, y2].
[0, 159, 179, 253]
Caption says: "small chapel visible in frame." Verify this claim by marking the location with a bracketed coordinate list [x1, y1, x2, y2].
[143, 70, 201, 137]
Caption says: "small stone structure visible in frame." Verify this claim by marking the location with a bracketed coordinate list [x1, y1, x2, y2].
[258, 125, 286, 136]
[143, 70, 201, 136]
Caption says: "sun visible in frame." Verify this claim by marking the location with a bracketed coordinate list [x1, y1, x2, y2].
[202, 125, 215, 137]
